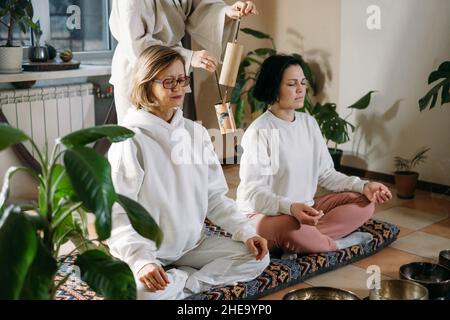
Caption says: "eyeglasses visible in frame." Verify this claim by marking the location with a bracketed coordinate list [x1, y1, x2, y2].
[152, 76, 191, 89]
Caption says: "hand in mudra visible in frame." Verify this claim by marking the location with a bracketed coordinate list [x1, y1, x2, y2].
[290, 202, 324, 227]
[137, 263, 170, 292]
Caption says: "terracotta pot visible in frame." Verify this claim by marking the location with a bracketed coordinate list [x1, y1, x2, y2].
[394, 171, 419, 199]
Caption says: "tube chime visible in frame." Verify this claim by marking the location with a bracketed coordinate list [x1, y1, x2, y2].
[214, 19, 244, 134]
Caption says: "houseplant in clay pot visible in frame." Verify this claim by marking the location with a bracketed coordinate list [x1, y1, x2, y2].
[394, 147, 431, 199]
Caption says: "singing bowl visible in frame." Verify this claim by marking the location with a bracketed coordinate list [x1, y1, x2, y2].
[399, 262, 450, 299]
[369, 279, 429, 300]
[282, 287, 360, 300]
[439, 250, 450, 270]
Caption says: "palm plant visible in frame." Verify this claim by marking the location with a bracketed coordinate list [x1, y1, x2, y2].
[394, 147, 431, 173]
[0, 124, 162, 300]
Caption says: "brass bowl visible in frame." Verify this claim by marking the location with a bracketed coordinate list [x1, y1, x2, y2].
[439, 250, 450, 270]
[400, 262, 450, 299]
[369, 279, 429, 300]
[283, 287, 360, 300]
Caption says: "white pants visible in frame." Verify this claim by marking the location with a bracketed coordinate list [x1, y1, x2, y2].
[135, 236, 270, 300]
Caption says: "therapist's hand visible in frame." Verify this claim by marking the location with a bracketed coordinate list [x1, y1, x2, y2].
[226, 1, 258, 20]
[192, 50, 218, 72]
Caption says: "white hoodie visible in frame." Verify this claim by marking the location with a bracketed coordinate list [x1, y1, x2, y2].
[236, 110, 368, 216]
[107, 108, 256, 274]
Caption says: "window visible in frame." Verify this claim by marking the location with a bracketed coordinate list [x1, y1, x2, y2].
[48, 0, 111, 53]
[0, 0, 113, 59]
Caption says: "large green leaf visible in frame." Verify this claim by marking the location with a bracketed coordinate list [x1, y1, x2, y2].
[117, 194, 163, 248]
[429, 61, 450, 84]
[19, 239, 57, 300]
[75, 250, 136, 300]
[0, 124, 29, 151]
[347, 91, 376, 110]
[241, 28, 272, 40]
[59, 125, 135, 148]
[0, 206, 37, 299]
[419, 79, 447, 111]
[51, 164, 76, 204]
[63, 147, 116, 240]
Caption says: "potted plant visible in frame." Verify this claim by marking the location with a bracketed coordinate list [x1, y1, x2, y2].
[394, 147, 431, 199]
[0, 123, 163, 299]
[0, 0, 37, 73]
[301, 92, 376, 170]
[29, 19, 48, 62]
[419, 61, 449, 111]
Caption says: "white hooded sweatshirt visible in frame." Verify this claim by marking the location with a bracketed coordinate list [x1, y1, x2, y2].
[236, 110, 368, 216]
[107, 108, 256, 274]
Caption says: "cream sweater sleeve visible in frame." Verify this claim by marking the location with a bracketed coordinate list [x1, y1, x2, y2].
[107, 138, 159, 275]
[236, 128, 293, 216]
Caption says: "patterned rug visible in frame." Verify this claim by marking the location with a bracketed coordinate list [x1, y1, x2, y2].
[55, 219, 399, 300]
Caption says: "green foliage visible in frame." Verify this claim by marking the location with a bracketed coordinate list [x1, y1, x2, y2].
[300, 91, 376, 150]
[0, 124, 163, 299]
[0, 0, 37, 47]
[419, 61, 450, 111]
[394, 147, 431, 173]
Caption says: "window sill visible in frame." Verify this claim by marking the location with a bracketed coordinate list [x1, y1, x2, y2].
[0, 64, 111, 84]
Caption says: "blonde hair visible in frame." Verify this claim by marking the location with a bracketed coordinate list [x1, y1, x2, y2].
[129, 45, 185, 111]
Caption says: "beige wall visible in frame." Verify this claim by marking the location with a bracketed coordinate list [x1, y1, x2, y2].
[339, 0, 450, 185]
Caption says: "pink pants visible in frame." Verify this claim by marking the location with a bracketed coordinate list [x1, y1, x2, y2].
[248, 192, 375, 253]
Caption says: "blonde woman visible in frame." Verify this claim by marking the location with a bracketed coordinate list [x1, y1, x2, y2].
[107, 45, 269, 300]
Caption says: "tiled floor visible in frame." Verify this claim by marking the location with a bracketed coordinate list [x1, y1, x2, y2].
[222, 165, 450, 299]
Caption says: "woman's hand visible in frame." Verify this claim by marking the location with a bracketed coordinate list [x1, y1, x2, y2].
[137, 263, 170, 292]
[191, 50, 218, 72]
[245, 235, 268, 260]
[226, 1, 258, 20]
[290, 203, 324, 226]
[363, 182, 392, 204]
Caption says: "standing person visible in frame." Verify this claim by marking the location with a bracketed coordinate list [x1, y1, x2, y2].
[109, 0, 258, 123]
[107, 45, 269, 300]
[236, 54, 392, 257]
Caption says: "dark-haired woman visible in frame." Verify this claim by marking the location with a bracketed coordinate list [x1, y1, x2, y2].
[236, 54, 392, 256]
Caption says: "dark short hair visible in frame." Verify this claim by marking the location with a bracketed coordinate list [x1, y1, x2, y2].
[253, 54, 304, 105]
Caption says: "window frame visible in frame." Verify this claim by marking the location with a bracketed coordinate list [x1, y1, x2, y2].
[27, 0, 115, 61]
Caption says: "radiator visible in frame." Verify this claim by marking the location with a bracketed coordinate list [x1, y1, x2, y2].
[0, 83, 95, 157]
